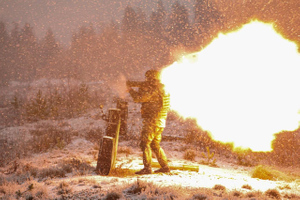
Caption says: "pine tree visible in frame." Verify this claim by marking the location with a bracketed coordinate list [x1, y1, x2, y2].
[70, 24, 98, 81]
[194, 0, 223, 35]
[7, 23, 22, 81]
[121, 5, 137, 37]
[0, 21, 10, 85]
[136, 8, 148, 35]
[168, 1, 190, 45]
[148, 1, 170, 67]
[26, 89, 49, 120]
[38, 28, 60, 78]
[19, 23, 38, 81]
[150, 0, 166, 37]
[41, 28, 59, 61]
[98, 21, 122, 79]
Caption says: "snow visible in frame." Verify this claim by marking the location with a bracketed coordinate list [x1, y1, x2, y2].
[0, 96, 299, 199]
[36, 138, 299, 199]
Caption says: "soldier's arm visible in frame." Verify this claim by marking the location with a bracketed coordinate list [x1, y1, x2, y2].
[129, 85, 155, 103]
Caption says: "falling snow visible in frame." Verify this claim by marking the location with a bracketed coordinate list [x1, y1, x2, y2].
[0, 0, 299, 199]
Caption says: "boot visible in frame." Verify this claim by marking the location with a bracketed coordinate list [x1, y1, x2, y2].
[135, 168, 152, 175]
[154, 166, 170, 173]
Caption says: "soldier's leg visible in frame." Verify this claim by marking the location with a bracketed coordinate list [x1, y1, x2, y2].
[150, 127, 168, 169]
[139, 122, 155, 170]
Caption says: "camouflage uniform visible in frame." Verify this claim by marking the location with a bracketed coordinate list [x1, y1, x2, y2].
[128, 70, 170, 173]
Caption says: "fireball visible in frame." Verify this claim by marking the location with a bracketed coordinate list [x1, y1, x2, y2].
[161, 21, 300, 152]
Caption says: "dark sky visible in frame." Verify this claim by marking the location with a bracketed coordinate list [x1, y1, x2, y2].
[0, 0, 194, 45]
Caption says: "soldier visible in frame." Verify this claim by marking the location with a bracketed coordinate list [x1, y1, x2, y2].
[127, 69, 171, 174]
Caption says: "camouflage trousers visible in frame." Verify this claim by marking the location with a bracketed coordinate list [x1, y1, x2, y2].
[140, 120, 168, 169]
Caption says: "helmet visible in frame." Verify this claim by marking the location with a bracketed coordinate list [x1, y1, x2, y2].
[145, 69, 160, 81]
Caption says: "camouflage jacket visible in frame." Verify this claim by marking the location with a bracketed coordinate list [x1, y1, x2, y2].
[129, 80, 170, 127]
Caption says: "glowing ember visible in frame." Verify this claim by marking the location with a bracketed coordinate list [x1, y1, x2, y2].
[161, 21, 300, 152]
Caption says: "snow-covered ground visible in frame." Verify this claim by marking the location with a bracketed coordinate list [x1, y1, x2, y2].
[2, 137, 300, 199]
[0, 81, 299, 199]
[0, 112, 299, 199]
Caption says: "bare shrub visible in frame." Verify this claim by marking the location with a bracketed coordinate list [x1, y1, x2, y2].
[3, 171, 31, 185]
[265, 189, 281, 199]
[24, 181, 49, 200]
[234, 148, 257, 167]
[200, 147, 217, 167]
[0, 181, 19, 199]
[85, 128, 104, 142]
[278, 184, 291, 190]
[212, 184, 226, 191]
[1, 94, 26, 127]
[245, 191, 262, 198]
[124, 180, 147, 195]
[271, 130, 300, 166]
[123, 180, 182, 199]
[38, 167, 66, 179]
[0, 138, 28, 167]
[103, 191, 123, 200]
[28, 124, 73, 152]
[0, 139, 16, 167]
[185, 130, 200, 144]
[252, 165, 276, 180]
[0, 175, 6, 186]
[34, 186, 49, 200]
[0, 180, 49, 200]
[283, 193, 300, 199]
[60, 163, 73, 174]
[77, 178, 97, 186]
[231, 190, 242, 197]
[8, 156, 88, 182]
[241, 184, 252, 190]
[57, 181, 72, 195]
[59, 157, 94, 176]
[183, 149, 196, 161]
[191, 193, 208, 200]
[179, 145, 190, 152]
[118, 146, 132, 155]
[18, 163, 39, 177]
[251, 165, 295, 182]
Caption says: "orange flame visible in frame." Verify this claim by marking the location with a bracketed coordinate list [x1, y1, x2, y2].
[161, 21, 300, 152]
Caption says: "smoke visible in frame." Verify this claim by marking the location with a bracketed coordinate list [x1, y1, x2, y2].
[161, 21, 300, 151]
[110, 74, 128, 99]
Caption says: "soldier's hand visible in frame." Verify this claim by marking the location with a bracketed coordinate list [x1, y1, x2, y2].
[126, 85, 132, 93]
